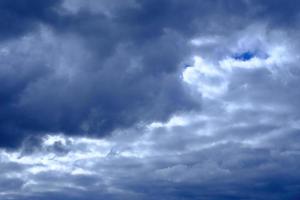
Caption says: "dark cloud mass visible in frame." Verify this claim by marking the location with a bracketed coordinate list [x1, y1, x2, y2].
[1, 0, 300, 200]
[0, 0, 204, 148]
[0, 0, 62, 40]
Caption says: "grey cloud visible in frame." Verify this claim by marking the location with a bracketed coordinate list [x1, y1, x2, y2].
[0, 0, 62, 41]
[0, 0, 202, 149]
[1, 0, 300, 200]
[4, 142, 300, 200]
[2, 0, 300, 149]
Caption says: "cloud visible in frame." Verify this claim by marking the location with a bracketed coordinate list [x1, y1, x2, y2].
[2, 0, 300, 149]
[0, 0, 202, 149]
[1, 126, 300, 200]
[0, 0, 62, 40]
[1, 1, 300, 200]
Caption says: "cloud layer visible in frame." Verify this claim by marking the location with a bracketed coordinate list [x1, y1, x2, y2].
[1, 0, 300, 199]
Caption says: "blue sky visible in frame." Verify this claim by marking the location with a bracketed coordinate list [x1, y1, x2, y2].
[0, 1, 300, 199]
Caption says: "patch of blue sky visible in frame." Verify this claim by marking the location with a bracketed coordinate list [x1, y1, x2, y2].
[233, 50, 269, 61]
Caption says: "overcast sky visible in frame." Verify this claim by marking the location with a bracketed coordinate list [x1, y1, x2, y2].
[1, 0, 300, 199]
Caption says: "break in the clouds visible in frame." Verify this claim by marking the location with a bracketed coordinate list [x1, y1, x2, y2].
[1, 0, 300, 200]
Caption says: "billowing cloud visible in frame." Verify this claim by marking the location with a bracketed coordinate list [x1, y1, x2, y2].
[1, 0, 300, 200]
[0, 0, 203, 148]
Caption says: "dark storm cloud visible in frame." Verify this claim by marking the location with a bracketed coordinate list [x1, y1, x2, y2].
[1, 1, 300, 200]
[1, 0, 300, 149]
[0, 0, 207, 148]
[0, 0, 62, 40]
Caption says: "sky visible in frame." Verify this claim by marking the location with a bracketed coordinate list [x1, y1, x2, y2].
[0, 0, 300, 199]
